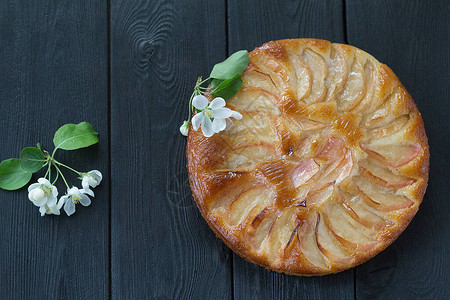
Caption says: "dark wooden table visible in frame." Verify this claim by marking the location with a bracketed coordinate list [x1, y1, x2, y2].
[0, 1, 448, 299]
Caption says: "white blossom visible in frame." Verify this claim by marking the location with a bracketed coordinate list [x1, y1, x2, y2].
[81, 170, 102, 191]
[60, 187, 94, 216]
[191, 95, 242, 137]
[28, 178, 61, 216]
[179, 120, 189, 136]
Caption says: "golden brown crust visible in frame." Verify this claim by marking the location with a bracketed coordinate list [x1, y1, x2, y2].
[186, 39, 429, 275]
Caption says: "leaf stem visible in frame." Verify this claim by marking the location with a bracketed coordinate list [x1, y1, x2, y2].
[187, 92, 195, 123]
[53, 160, 82, 176]
[53, 163, 70, 190]
[52, 168, 59, 185]
[44, 165, 51, 179]
[198, 77, 210, 85]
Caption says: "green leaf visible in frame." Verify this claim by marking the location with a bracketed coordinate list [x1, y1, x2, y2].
[53, 122, 99, 151]
[20, 147, 45, 173]
[210, 78, 223, 90]
[0, 158, 32, 190]
[211, 73, 243, 100]
[210, 50, 249, 80]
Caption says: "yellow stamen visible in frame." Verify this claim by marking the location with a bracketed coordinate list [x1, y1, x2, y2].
[204, 109, 213, 118]
[73, 195, 82, 204]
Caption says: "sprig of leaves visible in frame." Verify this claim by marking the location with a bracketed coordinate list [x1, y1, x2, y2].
[180, 50, 249, 136]
[0, 122, 98, 190]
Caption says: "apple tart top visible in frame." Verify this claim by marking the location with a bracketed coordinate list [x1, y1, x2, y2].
[186, 39, 429, 275]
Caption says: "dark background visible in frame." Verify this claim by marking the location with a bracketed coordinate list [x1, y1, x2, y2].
[0, 0, 449, 299]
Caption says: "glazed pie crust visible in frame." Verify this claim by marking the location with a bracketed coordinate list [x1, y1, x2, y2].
[186, 39, 429, 275]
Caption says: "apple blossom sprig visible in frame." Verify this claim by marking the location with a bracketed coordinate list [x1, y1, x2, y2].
[0, 122, 103, 217]
[180, 50, 249, 137]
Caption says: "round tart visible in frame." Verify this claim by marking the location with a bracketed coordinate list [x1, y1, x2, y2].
[186, 39, 429, 275]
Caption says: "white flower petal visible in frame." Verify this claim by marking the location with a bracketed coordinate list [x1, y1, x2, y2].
[82, 177, 90, 190]
[48, 204, 60, 215]
[210, 97, 226, 110]
[46, 196, 57, 207]
[57, 197, 66, 210]
[29, 189, 46, 207]
[37, 178, 47, 185]
[191, 113, 204, 131]
[212, 108, 233, 118]
[79, 194, 91, 207]
[39, 206, 46, 217]
[64, 199, 75, 216]
[68, 187, 79, 196]
[179, 121, 189, 136]
[212, 118, 227, 133]
[89, 170, 103, 182]
[231, 111, 243, 120]
[51, 186, 58, 197]
[201, 117, 214, 137]
[192, 95, 208, 110]
[38, 178, 51, 187]
[28, 183, 40, 192]
[225, 118, 234, 130]
[82, 188, 95, 197]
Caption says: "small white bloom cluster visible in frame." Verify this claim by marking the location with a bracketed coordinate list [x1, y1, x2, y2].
[180, 95, 242, 137]
[27, 170, 102, 217]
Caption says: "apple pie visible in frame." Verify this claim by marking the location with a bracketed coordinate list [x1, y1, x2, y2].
[186, 39, 429, 275]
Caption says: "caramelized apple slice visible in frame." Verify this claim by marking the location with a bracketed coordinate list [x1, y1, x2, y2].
[210, 174, 256, 210]
[228, 87, 279, 114]
[229, 186, 274, 226]
[359, 157, 414, 188]
[337, 58, 365, 111]
[291, 117, 328, 132]
[283, 220, 302, 256]
[361, 91, 401, 128]
[251, 53, 295, 97]
[298, 213, 328, 269]
[265, 208, 298, 260]
[360, 143, 420, 167]
[305, 183, 334, 206]
[251, 209, 277, 251]
[314, 149, 353, 189]
[315, 136, 345, 161]
[301, 49, 328, 104]
[291, 158, 319, 188]
[221, 112, 278, 148]
[368, 115, 410, 139]
[340, 191, 390, 229]
[322, 192, 376, 251]
[287, 50, 312, 101]
[218, 145, 278, 171]
[241, 65, 279, 95]
[324, 45, 348, 101]
[315, 213, 351, 263]
[353, 176, 414, 211]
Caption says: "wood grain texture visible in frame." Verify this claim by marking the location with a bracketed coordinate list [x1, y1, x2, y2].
[110, 0, 232, 298]
[227, 1, 354, 299]
[228, 0, 346, 53]
[346, 1, 450, 299]
[0, 0, 109, 299]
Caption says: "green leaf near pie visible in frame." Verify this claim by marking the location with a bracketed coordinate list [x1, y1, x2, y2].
[210, 50, 249, 80]
[210, 74, 243, 100]
[53, 122, 99, 151]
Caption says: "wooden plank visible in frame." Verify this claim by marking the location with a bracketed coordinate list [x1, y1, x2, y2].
[0, 0, 109, 299]
[228, 1, 354, 299]
[345, 1, 450, 299]
[109, 0, 232, 298]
